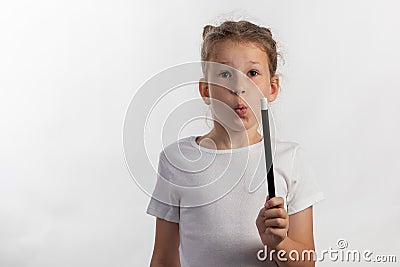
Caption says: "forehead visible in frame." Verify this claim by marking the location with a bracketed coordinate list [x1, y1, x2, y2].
[210, 40, 269, 67]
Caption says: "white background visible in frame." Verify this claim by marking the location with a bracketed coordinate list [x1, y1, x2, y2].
[1, 0, 399, 266]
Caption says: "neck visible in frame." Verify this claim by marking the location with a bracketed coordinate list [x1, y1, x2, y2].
[205, 121, 262, 150]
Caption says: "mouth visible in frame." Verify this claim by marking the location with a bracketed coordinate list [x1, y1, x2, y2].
[234, 104, 247, 116]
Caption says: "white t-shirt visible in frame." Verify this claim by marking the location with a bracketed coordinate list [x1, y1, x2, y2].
[146, 135, 324, 267]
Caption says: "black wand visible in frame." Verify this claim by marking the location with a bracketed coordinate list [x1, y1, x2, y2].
[260, 98, 275, 198]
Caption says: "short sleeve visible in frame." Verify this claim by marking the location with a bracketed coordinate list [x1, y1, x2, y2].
[286, 145, 325, 215]
[146, 151, 180, 223]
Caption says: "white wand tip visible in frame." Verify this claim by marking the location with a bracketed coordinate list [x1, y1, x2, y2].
[260, 98, 269, 110]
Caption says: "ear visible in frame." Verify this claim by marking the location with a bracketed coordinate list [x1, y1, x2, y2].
[199, 78, 211, 105]
[267, 75, 280, 102]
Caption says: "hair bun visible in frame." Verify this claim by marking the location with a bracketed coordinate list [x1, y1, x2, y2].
[202, 25, 215, 39]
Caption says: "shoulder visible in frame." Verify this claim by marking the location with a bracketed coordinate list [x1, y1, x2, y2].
[160, 135, 197, 161]
[274, 138, 300, 154]
[273, 138, 301, 168]
[273, 138, 307, 184]
[274, 138, 318, 187]
[158, 136, 202, 173]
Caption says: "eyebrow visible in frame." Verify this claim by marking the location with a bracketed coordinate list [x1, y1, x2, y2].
[217, 61, 262, 65]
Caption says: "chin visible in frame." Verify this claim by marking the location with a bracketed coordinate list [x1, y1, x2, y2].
[226, 118, 257, 132]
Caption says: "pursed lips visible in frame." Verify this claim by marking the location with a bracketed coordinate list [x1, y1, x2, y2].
[234, 104, 247, 116]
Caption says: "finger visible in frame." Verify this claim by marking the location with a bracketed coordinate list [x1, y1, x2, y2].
[256, 207, 267, 233]
[263, 207, 288, 219]
[265, 196, 284, 208]
[265, 227, 288, 238]
[257, 220, 266, 234]
[264, 217, 288, 228]
[265, 196, 285, 209]
[256, 207, 267, 224]
[258, 206, 266, 218]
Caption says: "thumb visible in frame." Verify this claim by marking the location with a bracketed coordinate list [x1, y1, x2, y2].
[265, 195, 270, 205]
[256, 207, 267, 234]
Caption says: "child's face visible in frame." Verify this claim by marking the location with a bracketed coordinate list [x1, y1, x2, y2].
[199, 40, 279, 132]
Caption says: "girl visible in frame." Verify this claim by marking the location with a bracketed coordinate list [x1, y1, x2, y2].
[146, 20, 324, 267]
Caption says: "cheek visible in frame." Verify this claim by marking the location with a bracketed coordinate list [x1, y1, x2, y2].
[208, 86, 235, 116]
[242, 84, 268, 118]
[209, 85, 232, 102]
[253, 79, 270, 96]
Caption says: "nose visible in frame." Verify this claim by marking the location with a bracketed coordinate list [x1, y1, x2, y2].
[231, 73, 248, 96]
[233, 89, 246, 96]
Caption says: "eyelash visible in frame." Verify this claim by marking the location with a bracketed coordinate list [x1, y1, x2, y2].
[249, 70, 260, 76]
[218, 71, 231, 78]
[218, 70, 260, 78]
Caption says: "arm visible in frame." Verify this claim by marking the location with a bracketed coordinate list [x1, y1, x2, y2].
[256, 197, 316, 267]
[149, 218, 181, 267]
[271, 206, 315, 267]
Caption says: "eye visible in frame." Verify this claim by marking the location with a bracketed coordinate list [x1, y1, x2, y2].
[248, 70, 260, 77]
[218, 71, 232, 78]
